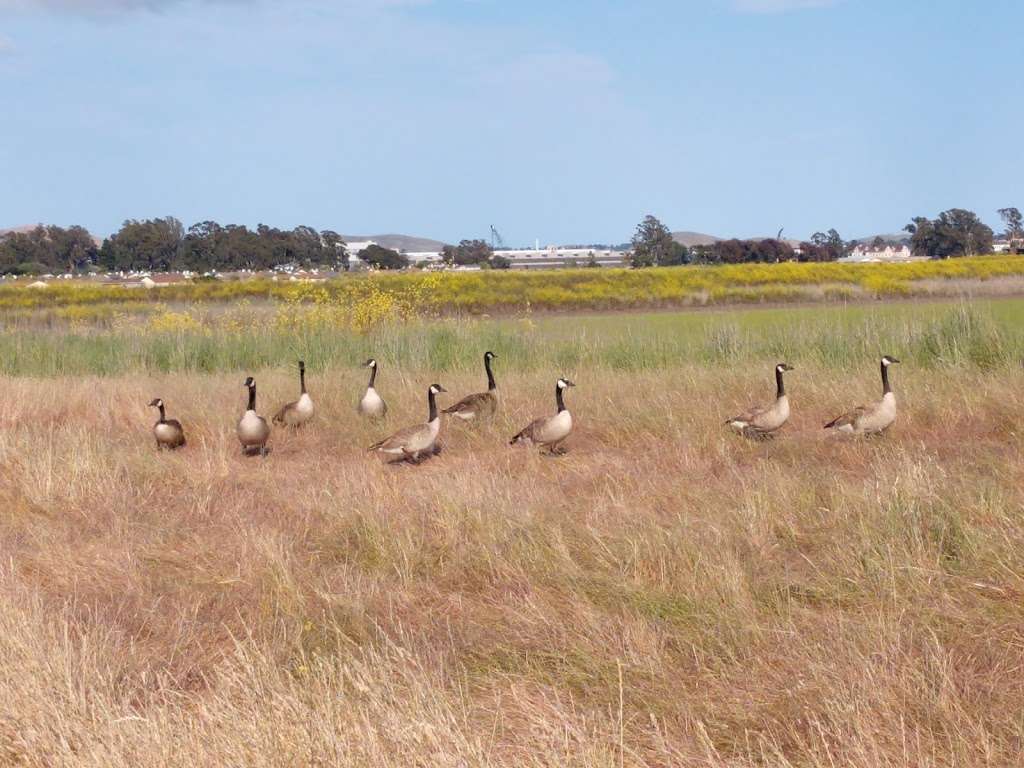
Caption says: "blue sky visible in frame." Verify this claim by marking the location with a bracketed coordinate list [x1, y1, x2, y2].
[1, 0, 1021, 245]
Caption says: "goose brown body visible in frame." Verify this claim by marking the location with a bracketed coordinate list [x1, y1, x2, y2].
[368, 384, 447, 463]
[358, 359, 388, 419]
[149, 399, 186, 450]
[825, 356, 900, 435]
[511, 378, 575, 454]
[444, 351, 498, 421]
[237, 377, 271, 456]
[273, 360, 314, 427]
[727, 363, 793, 440]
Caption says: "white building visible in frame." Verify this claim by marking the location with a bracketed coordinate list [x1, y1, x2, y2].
[843, 243, 915, 262]
[495, 246, 627, 269]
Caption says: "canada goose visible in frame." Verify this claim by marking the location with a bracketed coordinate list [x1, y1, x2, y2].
[273, 360, 314, 427]
[726, 363, 794, 440]
[443, 351, 499, 421]
[148, 398, 186, 450]
[824, 356, 901, 435]
[358, 358, 388, 418]
[368, 384, 447, 463]
[510, 378, 575, 454]
[237, 376, 271, 456]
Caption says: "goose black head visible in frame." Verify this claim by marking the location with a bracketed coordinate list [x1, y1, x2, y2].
[881, 355, 901, 366]
[485, 351, 496, 360]
[244, 376, 255, 388]
[364, 358, 377, 368]
[148, 398, 163, 408]
[557, 378, 576, 389]
[429, 384, 448, 395]
[776, 363, 794, 373]
[298, 360, 305, 371]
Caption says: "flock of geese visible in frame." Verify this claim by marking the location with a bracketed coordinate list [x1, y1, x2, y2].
[148, 352, 903, 461]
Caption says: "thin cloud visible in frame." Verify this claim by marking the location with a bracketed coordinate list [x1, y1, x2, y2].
[0, 0, 252, 13]
[0, 33, 14, 51]
[732, 0, 839, 12]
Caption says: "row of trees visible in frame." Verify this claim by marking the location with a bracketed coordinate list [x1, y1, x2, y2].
[0, 218, 353, 275]
[98, 218, 351, 273]
[904, 207, 1021, 258]
[4, 207, 1021, 275]
[629, 206, 1020, 268]
[355, 239, 512, 271]
[628, 216, 848, 267]
[0, 225, 99, 275]
[0, 219, 520, 275]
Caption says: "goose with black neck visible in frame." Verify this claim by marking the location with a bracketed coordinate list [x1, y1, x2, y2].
[237, 376, 271, 456]
[824, 355, 900, 435]
[273, 360, 315, 427]
[726, 363, 794, 440]
[148, 398, 186, 450]
[511, 377, 575, 454]
[358, 358, 388, 419]
[368, 384, 448, 464]
[444, 351, 500, 421]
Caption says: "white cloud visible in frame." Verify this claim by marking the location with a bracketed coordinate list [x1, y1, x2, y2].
[732, 0, 838, 12]
[0, 33, 13, 51]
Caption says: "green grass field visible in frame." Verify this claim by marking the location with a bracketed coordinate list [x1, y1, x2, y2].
[1, 296, 1022, 377]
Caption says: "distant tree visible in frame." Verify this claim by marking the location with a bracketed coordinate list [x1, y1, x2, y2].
[0, 224, 98, 274]
[585, 253, 600, 268]
[810, 229, 846, 260]
[490, 254, 512, 270]
[358, 244, 408, 270]
[689, 244, 716, 264]
[320, 230, 349, 270]
[712, 239, 746, 264]
[798, 242, 837, 262]
[998, 207, 1022, 254]
[51, 225, 98, 272]
[757, 239, 796, 262]
[871, 235, 887, 249]
[906, 209, 993, 259]
[630, 215, 678, 267]
[100, 217, 184, 272]
[442, 239, 494, 267]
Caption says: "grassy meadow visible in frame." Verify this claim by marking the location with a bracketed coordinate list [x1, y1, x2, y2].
[3, 297, 1024, 765]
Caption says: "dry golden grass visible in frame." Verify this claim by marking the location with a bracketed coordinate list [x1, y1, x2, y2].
[2, 361, 1024, 766]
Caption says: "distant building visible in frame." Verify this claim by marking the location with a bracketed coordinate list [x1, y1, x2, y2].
[497, 246, 628, 269]
[843, 243, 915, 262]
[994, 239, 1020, 254]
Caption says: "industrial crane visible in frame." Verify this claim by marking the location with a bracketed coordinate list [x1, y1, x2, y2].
[489, 225, 506, 250]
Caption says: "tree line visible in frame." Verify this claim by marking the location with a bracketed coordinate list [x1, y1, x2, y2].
[0, 219, 515, 275]
[628, 216, 851, 267]
[1, 206, 1020, 276]
[629, 206, 1020, 268]
[0, 218, 353, 275]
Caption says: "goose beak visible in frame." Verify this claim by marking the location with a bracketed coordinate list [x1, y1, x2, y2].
[565, 380, 576, 387]
[437, 385, 448, 393]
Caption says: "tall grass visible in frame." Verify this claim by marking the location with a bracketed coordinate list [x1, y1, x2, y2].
[2, 299, 1022, 377]
[3, 348, 1024, 764]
